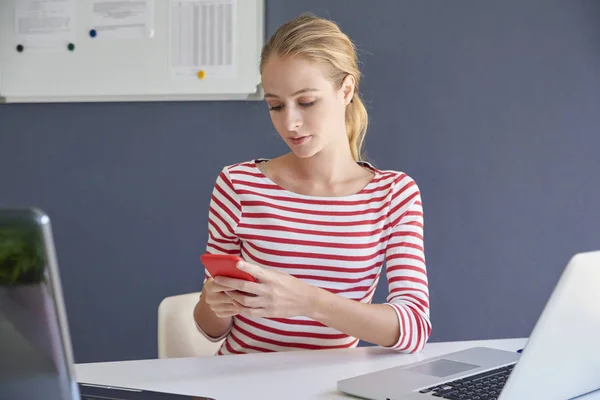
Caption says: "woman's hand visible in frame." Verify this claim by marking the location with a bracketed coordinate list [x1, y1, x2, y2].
[203, 277, 246, 318]
[213, 261, 316, 319]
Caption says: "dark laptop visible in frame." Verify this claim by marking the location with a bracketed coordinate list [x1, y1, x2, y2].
[0, 208, 214, 400]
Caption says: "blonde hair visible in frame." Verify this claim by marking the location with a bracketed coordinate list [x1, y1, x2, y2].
[260, 13, 368, 162]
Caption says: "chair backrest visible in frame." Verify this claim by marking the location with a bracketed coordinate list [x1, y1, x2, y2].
[157, 292, 224, 358]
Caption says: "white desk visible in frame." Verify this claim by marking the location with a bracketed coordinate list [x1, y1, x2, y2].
[75, 338, 600, 400]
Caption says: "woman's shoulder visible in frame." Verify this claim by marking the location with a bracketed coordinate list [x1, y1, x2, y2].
[363, 161, 420, 193]
[211, 160, 264, 198]
[218, 159, 263, 176]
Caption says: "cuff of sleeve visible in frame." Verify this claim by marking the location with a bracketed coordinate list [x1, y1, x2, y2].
[193, 310, 232, 343]
[381, 303, 404, 350]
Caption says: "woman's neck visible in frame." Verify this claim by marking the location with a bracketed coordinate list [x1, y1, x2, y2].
[287, 143, 363, 185]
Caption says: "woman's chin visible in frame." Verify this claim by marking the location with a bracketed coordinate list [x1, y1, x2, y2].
[290, 147, 319, 159]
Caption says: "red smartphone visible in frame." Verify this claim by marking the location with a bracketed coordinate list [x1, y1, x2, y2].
[200, 253, 258, 283]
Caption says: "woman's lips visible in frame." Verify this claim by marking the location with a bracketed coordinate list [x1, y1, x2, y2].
[290, 136, 311, 145]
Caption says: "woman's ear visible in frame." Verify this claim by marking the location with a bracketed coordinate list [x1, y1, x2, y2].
[340, 74, 356, 106]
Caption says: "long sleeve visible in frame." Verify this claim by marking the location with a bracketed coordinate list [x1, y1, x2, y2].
[382, 178, 431, 353]
[195, 167, 243, 342]
[205, 167, 242, 264]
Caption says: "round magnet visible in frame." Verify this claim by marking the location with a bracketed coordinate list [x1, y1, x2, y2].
[197, 70, 206, 80]
[68, 43, 75, 51]
[16, 44, 24, 52]
[89, 29, 97, 38]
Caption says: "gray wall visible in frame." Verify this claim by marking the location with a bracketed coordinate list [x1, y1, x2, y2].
[1, 0, 599, 363]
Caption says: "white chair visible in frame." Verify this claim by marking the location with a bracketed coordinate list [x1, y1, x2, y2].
[157, 292, 225, 358]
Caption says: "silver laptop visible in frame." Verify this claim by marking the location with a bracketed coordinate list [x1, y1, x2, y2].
[338, 250, 600, 400]
[0, 208, 215, 400]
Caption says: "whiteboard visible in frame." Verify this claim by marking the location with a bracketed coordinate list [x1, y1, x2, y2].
[0, 0, 264, 103]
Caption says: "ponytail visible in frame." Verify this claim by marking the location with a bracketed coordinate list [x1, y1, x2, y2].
[346, 94, 368, 162]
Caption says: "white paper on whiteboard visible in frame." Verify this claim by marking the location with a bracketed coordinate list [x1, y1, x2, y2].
[91, 0, 154, 39]
[14, 0, 76, 49]
[169, 0, 237, 79]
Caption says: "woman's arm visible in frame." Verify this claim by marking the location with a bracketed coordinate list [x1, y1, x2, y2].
[307, 288, 401, 347]
[216, 263, 401, 347]
[194, 288, 233, 339]
[195, 167, 243, 340]
[379, 185, 431, 353]
[218, 244, 428, 352]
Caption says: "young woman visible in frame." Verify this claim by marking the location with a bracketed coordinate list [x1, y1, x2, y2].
[193, 13, 431, 356]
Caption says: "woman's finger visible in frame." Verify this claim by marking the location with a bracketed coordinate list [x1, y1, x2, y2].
[214, 308, 239, 318]
[207, 291, 242, 305]
[210, 281, 237, 293]
[226, 290, 263, 308]
[212, 301, 255, 318]
[214, 276, 262, 295]
[241, 307, 268, 318]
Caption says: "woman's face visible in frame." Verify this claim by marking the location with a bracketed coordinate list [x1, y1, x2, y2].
[261, 56, 354, 158]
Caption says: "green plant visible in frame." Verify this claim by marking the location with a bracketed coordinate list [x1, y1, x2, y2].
[0, 227, 46, 285]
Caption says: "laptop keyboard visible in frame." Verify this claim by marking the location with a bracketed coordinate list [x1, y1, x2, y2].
[418, 363, 515, 400]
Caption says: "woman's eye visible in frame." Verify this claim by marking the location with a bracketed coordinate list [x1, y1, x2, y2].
[268, 100, 316, 111]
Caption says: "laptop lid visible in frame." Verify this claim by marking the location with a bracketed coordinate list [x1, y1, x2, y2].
[0, 208, 80, 400]
[499, 250, 600, 399]
[1, 208, 217, 400]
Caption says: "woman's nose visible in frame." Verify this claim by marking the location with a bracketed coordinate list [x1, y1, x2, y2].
[284, 107, 302, 131]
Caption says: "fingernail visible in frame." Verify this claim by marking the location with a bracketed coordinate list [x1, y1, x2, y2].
[237, 261, 244, 269]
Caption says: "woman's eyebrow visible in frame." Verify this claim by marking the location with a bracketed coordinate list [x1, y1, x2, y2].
[264, 88, 319, 99]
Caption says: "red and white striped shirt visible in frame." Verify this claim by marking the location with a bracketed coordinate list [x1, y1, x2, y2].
[201, 159, 431, 355]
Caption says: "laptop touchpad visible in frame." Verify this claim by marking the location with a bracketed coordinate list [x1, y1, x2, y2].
[406, 359, 480, 378]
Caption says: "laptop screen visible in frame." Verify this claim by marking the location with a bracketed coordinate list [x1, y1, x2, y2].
[0, 209, 76, 400]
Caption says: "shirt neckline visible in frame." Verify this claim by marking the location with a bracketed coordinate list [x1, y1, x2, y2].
[252, 158, 379, 200]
